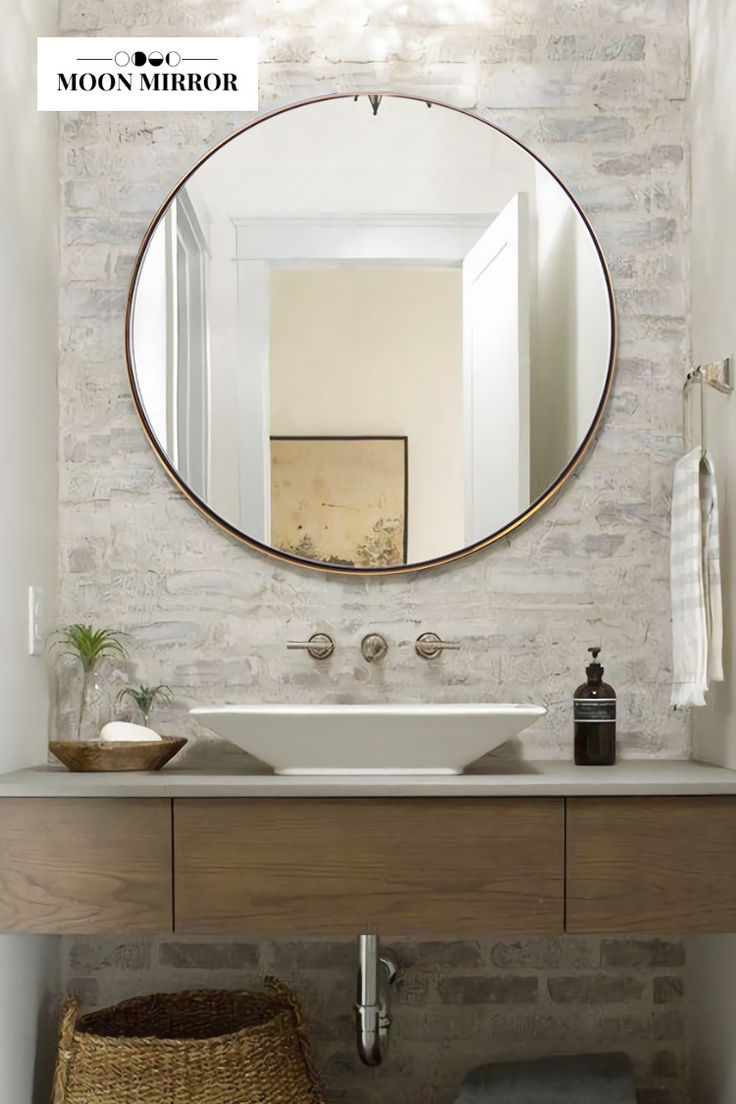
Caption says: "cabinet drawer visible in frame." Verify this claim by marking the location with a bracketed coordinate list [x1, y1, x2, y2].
[566, 796, 736, 933]
[174, 797, 564, 935]
[0, 798, 172, 934]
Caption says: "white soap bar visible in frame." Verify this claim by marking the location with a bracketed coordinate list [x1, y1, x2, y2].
[100, 721, 162, 743]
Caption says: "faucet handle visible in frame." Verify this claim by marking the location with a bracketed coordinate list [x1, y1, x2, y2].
[415, 632, 460, 660]
[361, 633, 389, 663]
[287, 633, 335, 660]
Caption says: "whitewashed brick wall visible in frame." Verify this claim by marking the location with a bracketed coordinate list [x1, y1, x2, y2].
[57, 0, 691, 764]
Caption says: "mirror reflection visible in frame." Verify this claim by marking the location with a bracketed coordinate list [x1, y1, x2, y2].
[129, 94, 614, 571]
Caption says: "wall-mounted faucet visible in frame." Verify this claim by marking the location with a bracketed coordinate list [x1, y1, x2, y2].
[287, 629, 461, 662]
[286, 633, 335, 659]
[355, 934, 399, 1066]
[361, 633, 388, 662]
[415, 632, 459, 659]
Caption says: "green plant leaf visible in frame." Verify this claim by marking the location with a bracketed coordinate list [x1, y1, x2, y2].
[116, 683, 173, 721]
[52, 624, 128, 673]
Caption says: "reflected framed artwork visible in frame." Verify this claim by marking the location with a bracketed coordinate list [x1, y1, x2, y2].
[269, 436, 408, 568]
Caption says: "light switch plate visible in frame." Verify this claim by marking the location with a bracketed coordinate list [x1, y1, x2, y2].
[28, 585, 46, 656]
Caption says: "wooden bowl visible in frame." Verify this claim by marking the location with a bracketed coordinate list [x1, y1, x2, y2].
[49, 736, 187, 773]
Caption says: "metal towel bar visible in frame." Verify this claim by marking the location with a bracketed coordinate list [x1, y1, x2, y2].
[682, 355, 733, 453]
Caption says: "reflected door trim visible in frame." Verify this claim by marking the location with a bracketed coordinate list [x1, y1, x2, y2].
[233, 213, 492, 261]
[125, 90, 617, 576]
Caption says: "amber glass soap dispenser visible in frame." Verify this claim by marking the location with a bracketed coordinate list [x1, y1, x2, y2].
[574, 647, 616, 766]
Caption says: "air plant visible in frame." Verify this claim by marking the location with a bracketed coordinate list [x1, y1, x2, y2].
[53, 625, 128, 740]
[116, 683, 174, 728]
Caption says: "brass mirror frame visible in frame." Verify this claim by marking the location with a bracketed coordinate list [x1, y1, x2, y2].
[124, 90, 617, 576]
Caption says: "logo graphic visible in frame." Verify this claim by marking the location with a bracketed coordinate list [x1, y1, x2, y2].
[37, 38, 258, 111]
[114, 51, 180, 67]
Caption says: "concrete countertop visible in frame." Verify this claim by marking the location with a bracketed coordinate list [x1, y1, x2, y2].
[0, 759, 734, 797]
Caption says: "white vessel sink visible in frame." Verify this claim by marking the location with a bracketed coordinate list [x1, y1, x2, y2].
[190, 703, 546, 775]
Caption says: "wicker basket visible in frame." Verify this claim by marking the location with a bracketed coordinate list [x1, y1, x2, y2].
[51, 978, 325, 1104]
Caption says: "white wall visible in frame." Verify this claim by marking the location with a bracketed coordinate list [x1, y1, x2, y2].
[687, 2, 736, 1101]
[688, 935, 736, 1103]
[690, 0, 736, 769]
[0, 0, 62, 1099]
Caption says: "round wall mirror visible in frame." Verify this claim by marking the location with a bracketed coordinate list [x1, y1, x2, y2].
[126, 92, 616, 574]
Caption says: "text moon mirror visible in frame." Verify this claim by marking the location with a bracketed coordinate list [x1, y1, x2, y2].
[127, 92, 615, 574]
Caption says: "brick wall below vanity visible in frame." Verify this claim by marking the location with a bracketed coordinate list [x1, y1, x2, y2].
[59, 935, 687, 1104]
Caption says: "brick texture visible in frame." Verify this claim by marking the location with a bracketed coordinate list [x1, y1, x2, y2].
[59, 935, 688, 1104]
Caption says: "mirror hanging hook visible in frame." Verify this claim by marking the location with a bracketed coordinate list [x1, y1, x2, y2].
[353, 94, 432, 116]
[356, 93, 382, 115]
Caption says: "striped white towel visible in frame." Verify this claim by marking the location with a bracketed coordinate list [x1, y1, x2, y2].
[670, 446, 723, 707]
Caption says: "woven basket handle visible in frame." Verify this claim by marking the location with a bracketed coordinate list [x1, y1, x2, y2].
[263, 977, 324, 1102]
[51, 1000, 80, 1104]
[264, 976, 302, 1016]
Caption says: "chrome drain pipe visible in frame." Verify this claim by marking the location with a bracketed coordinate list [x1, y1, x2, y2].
[355, 934, 399, 1066]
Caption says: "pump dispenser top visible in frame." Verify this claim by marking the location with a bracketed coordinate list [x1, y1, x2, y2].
[586, 646, 603, 676]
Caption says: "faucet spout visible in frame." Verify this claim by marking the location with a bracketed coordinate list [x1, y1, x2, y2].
[355, 934, 399, 1066]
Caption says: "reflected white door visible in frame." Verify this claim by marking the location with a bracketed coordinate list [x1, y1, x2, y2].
[463, 192, 530, 544]
[236, 261, 271, 543]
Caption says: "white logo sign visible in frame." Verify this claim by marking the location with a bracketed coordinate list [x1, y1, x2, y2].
[37, 37, 258, 111]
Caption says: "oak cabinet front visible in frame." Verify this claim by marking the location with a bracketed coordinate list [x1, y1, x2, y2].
[566, 796, 736, 933]
[2, 794, 736, 936]
[0, 798, 173, 934]
[173, 797, 565, 935]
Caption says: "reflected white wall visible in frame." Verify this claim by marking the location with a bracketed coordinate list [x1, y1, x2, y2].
[132, 220, 169, 448]
[531, 170, 577, 498]
[270, 266, 463, 562]
[574, 221, 610, 441]
[530, 168, 611, 500]
[189, 97, 536, 218]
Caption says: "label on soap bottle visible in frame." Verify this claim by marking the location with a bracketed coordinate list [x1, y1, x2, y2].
[573, 699, 616, 722]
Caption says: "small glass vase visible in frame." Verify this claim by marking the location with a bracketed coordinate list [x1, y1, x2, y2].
[56, 662, 113, 742]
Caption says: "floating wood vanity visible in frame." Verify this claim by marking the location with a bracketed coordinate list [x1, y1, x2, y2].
[174, 797, 563, 935]
[0, 761, 735, 937]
